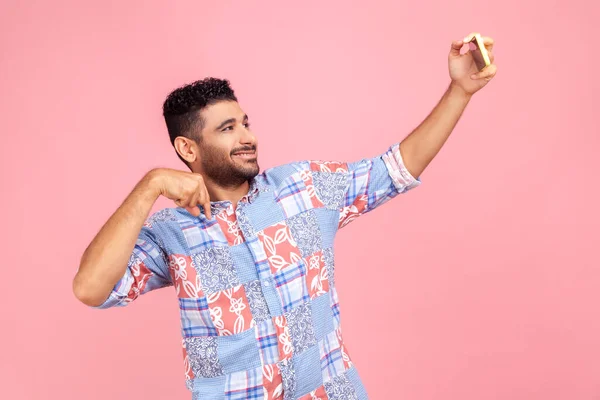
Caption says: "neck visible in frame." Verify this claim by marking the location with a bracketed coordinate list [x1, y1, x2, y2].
[204, 177, 250, 206]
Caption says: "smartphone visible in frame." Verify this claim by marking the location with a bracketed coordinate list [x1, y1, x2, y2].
[469, 33, 491, 71]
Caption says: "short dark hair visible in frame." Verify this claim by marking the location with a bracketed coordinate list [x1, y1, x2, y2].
[162, 77, 238, 165]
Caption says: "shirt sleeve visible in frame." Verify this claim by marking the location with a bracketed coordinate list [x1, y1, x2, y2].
[309, 143, 420, 229]
[92, 224, 172, 309]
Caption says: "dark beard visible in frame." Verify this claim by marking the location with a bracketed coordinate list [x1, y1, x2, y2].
[200, 143, 260, 188]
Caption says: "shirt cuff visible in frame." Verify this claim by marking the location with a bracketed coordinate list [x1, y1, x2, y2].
[382, 143, 421, 193]
[90, 273, 134, 309]
[91, 292, 126, 309]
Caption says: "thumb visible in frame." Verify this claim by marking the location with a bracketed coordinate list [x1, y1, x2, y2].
[449, 40, 464, 57]
[186, 205, 201, 217]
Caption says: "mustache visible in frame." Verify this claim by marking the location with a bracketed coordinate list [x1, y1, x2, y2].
[230, 145, 257, 155]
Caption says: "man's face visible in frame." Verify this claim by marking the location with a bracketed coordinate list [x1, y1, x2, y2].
[195, 100, 259, 187]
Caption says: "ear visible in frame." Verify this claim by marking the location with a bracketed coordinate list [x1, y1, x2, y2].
[174, 136, 198, 164]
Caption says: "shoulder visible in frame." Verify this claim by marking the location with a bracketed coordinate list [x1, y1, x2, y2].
[258, 159, 353, 189]
[142, 208, 197, 242]
[258, 160, 309, 188]
[143, 208, 180, 230]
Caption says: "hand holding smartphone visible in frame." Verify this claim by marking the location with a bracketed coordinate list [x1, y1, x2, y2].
[467, 33, 491, 71]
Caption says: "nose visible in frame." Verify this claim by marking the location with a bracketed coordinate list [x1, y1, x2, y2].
[240, 124, 257, 145]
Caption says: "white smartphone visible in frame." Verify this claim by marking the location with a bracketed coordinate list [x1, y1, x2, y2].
[469, 33, 491, 71]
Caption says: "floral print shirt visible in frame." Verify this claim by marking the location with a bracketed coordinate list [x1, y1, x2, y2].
[95, 143, 420, 399]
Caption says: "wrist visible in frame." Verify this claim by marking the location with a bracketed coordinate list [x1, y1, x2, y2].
[141, 168, 165, 199]
[449, 81, 473, 102]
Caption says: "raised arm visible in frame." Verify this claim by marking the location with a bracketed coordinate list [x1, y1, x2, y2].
[400, 34, 497, 178]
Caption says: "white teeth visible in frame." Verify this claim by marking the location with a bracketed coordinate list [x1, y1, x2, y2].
[233, 153, 256, 159]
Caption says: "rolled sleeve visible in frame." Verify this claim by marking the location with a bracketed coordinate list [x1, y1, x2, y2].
[381, 142, 421, 194]
[336, 143, 421, 229]
[93, 226, 172, 309]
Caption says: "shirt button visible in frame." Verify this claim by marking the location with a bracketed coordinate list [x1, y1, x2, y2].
[263, 280, 270, 287]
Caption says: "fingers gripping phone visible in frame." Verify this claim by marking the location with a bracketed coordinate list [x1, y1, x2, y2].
[469, 33, 491, 71]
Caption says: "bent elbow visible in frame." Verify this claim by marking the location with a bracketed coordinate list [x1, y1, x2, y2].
[72, 273, 107, 308]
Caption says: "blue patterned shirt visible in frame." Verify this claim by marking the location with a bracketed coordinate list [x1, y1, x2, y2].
[95, 143, 420, 399]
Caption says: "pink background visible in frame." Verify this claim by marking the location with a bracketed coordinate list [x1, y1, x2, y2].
[1, 1, 599, 399]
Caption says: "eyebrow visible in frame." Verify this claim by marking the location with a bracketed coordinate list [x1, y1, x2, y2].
[216, 114, 248, 130]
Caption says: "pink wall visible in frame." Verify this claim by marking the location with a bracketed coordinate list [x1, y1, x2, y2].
[1, 0, 599, 398]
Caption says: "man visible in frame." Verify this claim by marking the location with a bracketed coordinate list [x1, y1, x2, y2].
[73, 33, 496, 399]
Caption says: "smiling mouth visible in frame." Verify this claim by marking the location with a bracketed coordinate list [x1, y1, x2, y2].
[232, 151, 257, 159]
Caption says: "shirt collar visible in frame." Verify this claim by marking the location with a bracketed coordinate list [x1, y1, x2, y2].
[203, 177, 268, 217]
[243, 177, 268, 202]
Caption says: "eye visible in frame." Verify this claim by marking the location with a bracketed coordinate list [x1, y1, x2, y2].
[222, 126, 233, 131]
